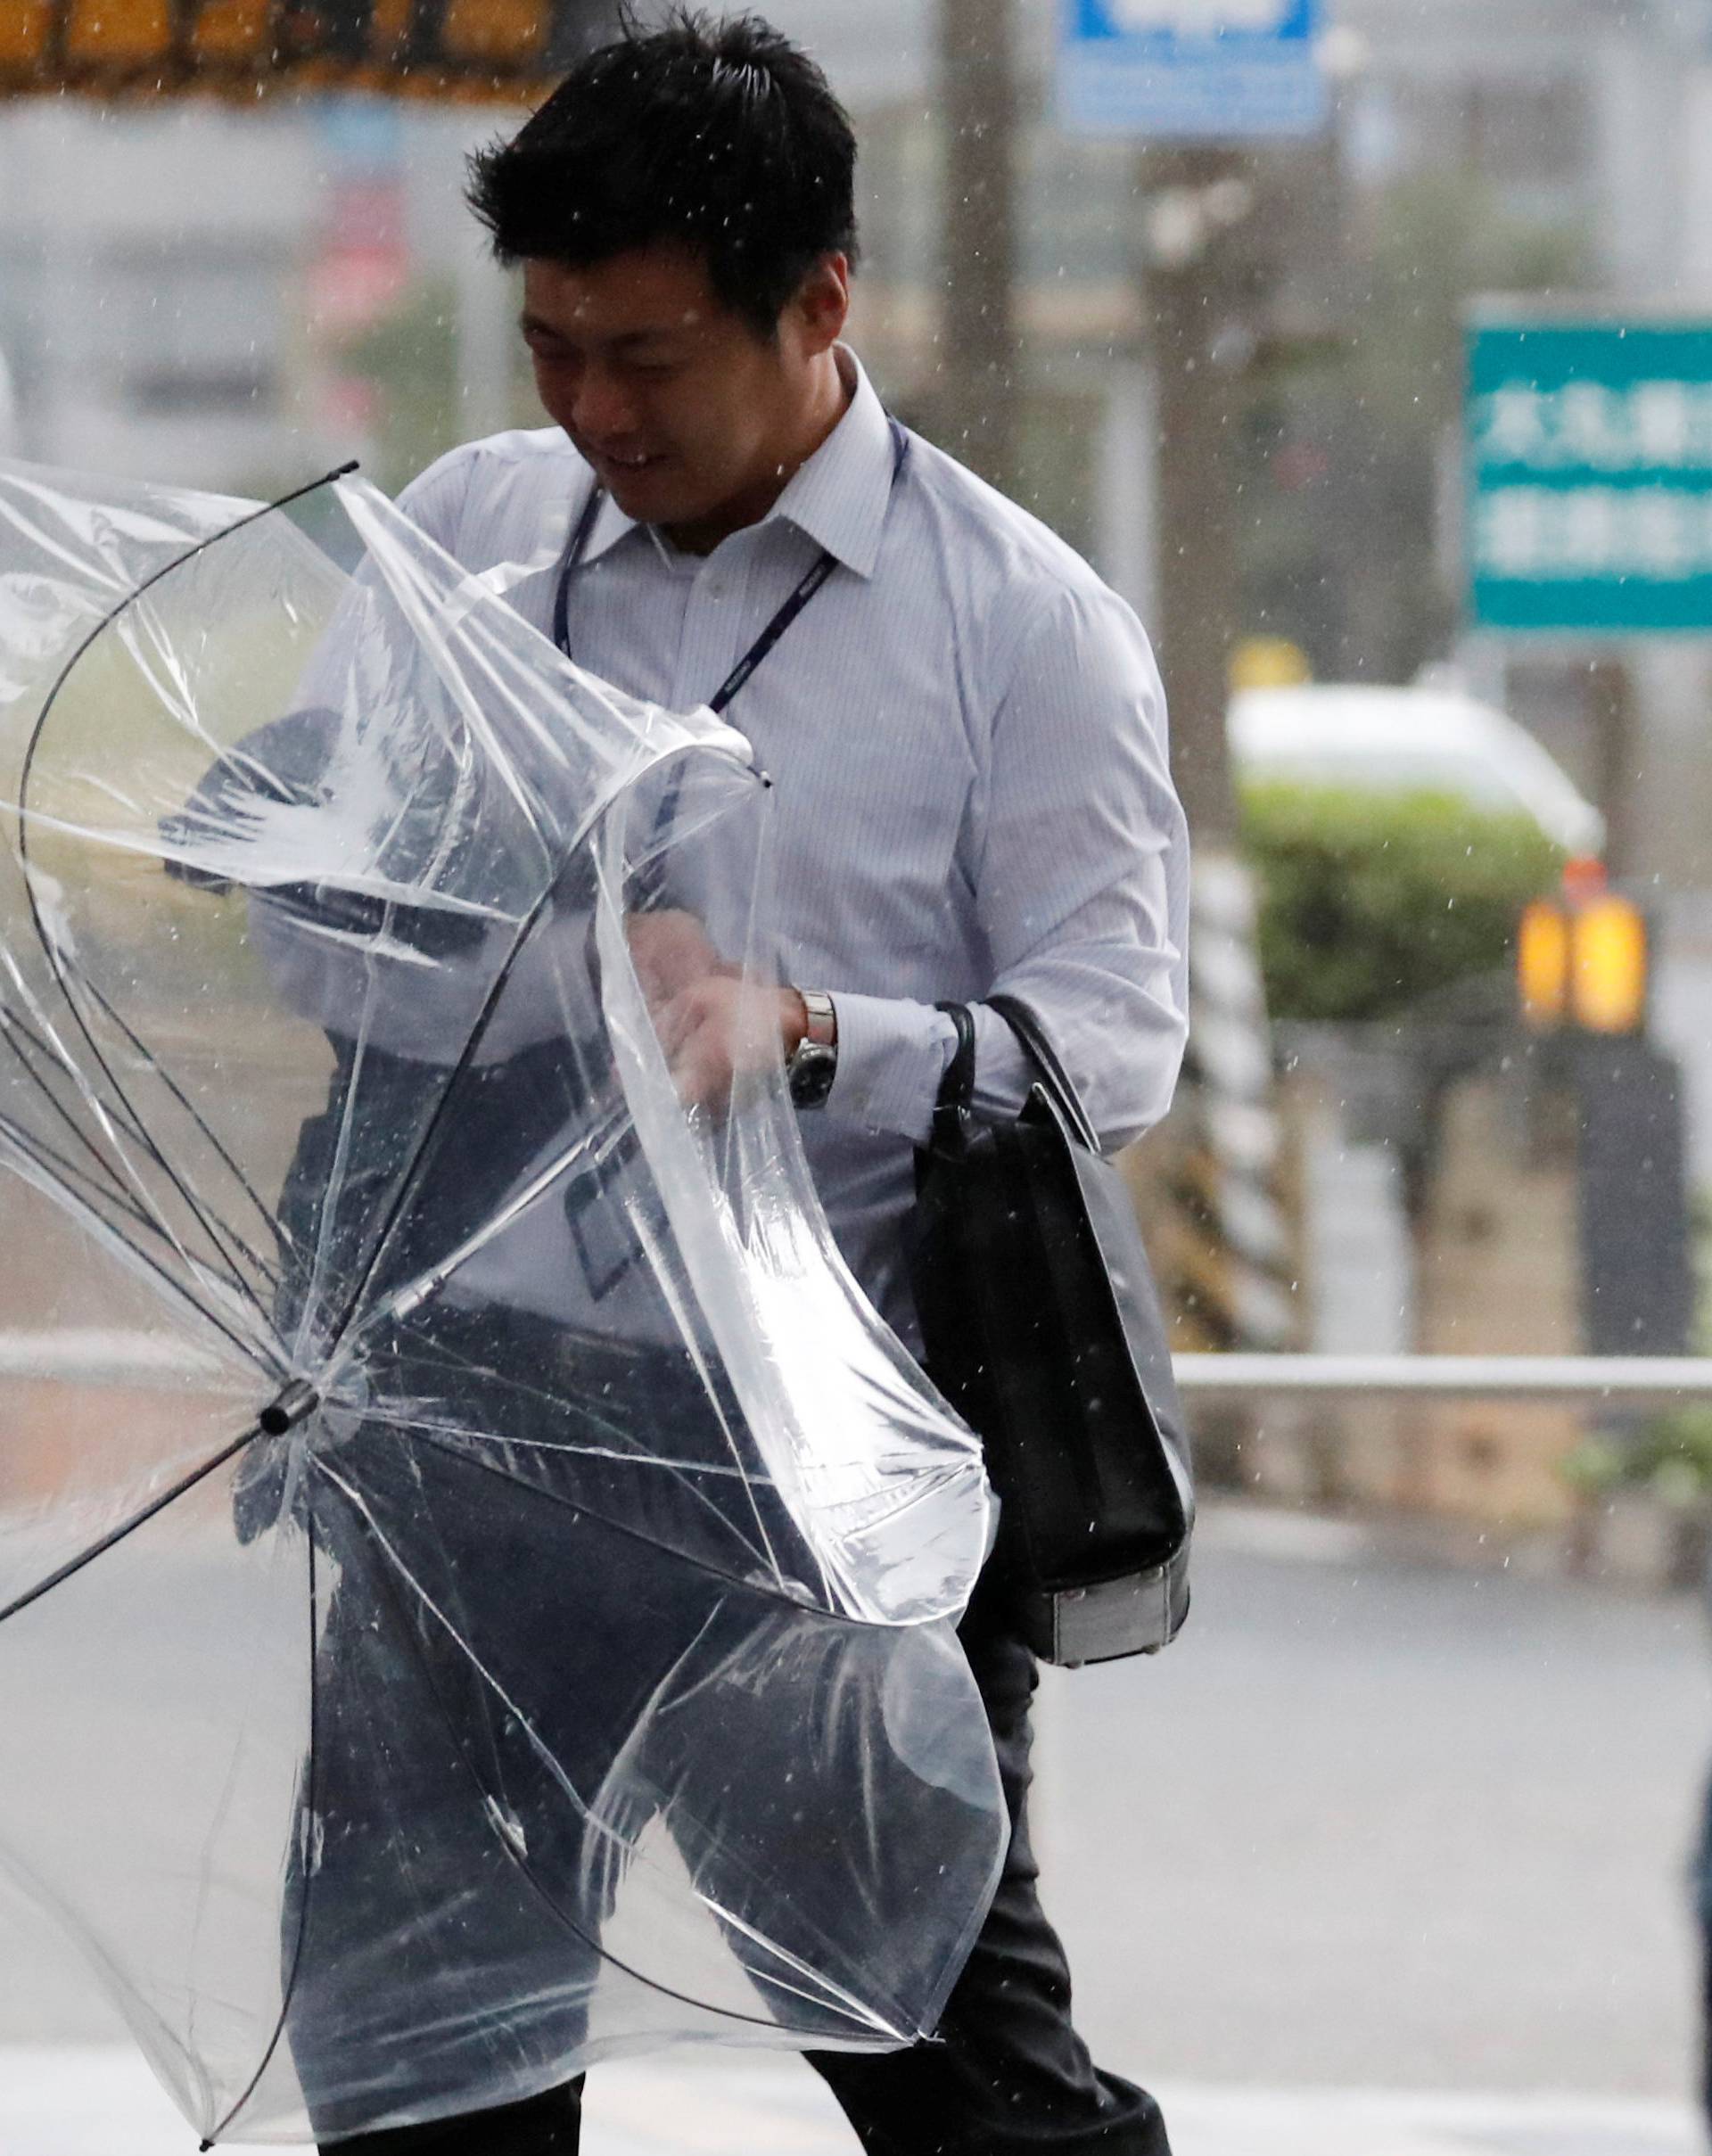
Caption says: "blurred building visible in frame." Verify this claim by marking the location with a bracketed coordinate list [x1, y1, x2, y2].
[0, 103, 329, 490]
[0, 93, 523, 494]
[1340, 0, 1712, 298]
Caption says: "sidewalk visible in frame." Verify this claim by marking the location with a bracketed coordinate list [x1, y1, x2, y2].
[1, 2047, 1699, 2156]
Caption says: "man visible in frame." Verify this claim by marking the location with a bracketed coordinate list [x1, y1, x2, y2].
[342, 11, 1189, 2152]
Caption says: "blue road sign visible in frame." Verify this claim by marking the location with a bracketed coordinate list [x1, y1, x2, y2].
[1058, 0, 1327, 141]
[1467, 320, 1712, 634]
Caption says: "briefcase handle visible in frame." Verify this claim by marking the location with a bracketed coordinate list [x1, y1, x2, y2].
[933, 995, 1101, 1156]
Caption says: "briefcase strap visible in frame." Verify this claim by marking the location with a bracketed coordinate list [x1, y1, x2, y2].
[932, 1000, 978, 1143]
[941, 993, 1103, 1156]
[985, 994, 1101, 1151]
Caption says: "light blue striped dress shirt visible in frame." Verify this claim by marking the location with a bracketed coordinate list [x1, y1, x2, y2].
[397, 351, 1189, 1345]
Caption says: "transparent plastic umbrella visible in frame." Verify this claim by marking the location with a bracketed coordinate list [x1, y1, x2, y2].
[0, 457, 1003, 2144]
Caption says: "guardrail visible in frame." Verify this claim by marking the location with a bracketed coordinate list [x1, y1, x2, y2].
[1174, 1354, 1712, 1406]
[4, 1334, 1712, 1409]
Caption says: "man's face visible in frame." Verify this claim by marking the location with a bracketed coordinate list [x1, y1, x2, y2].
[520, 246, 838, 531]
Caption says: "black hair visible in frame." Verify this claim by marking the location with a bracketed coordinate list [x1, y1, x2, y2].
[465, 8, 860, 337]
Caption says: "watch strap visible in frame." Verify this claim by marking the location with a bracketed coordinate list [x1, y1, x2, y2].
[788, 990, 838, 1109]
[799, 990, 837, 1049]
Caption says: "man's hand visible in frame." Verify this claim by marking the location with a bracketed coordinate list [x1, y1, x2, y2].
[654, 975, 807, 1109]
[625, 907, 734, 1001]
[626, 910, 805, 1109]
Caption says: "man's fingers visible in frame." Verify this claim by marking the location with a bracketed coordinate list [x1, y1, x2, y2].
[653, 978, 792, 1107]
[626, 909, 732, 1004]
[652, 982, 708, 1061]
[663, 1007, 728, 1108]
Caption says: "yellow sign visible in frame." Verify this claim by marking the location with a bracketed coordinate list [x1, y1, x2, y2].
[1229, 637, 1312, 692]
[0, 0, 598, 98]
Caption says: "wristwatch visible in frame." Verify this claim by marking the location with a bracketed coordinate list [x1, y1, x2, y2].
[786, 990, 838, 1109]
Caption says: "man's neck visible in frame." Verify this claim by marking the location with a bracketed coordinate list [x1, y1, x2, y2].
[664, 350, 852, 556]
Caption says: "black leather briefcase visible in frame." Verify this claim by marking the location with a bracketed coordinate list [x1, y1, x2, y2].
[910, 995, 1193, 1666]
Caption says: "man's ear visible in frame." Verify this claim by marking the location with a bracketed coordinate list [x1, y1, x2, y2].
[792, 253, 852, 357]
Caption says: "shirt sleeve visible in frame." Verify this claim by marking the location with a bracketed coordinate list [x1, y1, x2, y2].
[823, 578, 1189, 1151]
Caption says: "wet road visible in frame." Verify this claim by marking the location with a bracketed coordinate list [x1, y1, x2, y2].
[1034, 1505, 1711, 2099]
[2, 1502, 1707, 2115]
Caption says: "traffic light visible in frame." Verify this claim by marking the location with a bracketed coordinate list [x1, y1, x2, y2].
[1518, 859, 1648, 1036]
[1517, 895, 1571, 1029]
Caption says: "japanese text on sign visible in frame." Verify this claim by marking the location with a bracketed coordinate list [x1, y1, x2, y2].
[1466, 322, 1712, 633]
[1475, 381, 1712, 473]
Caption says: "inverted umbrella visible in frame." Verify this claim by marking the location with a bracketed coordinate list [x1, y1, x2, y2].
[0, 457, 1003, 2144]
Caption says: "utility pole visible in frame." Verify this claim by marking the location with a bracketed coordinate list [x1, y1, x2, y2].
[938, 0, 1022, 498]
[1139, 144, 1258, 849]
[1137, 144, 1297, 1362]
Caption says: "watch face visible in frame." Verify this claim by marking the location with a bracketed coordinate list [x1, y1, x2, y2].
[787, 1040, 837, 1109]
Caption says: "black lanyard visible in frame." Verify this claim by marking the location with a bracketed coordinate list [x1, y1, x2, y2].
[552, 417, 910, 715]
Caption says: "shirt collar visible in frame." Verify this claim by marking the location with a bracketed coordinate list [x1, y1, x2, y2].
[574, 347, 897, 580]
[580, 485, 639, 565]
[767, 348, 896, 580]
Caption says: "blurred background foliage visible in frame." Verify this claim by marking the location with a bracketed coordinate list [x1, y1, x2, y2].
[1564, 1406, 1712, 1506]
[1242, 782, 1565, 1023]
[338, 281, 465, 496]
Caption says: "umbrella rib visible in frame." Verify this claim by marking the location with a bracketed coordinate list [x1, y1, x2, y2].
[365, 1405, 781, 1579]
[0, 1100, 202, 1263]
[340, 1102, 633, 1344]
[405, 1423, 844, 1629]
[316, 873, 564, 1354]
[317, 746, 717, 1359]
[66, 967, 285, 1291]
[0, 1006, 274, 1337]
[32, 954, 279, 1327]
[354, 1402, 769, 1484]
[0, 1415, 267, 1631]
[0, 997, 161, 1203]
[332, 1335, 792, 1568]
[12, 463, 356, 1337]
[0, 988, 259, 1302]
[0, 1112, 275, 1371]
[0, 1003, 276, 1307]
[203, 1516, 321, 2149]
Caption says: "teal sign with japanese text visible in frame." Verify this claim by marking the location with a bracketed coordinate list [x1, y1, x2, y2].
[1468, 320, 1712, 634]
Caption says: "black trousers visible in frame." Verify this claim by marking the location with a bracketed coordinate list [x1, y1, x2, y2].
[323, 1582, 1170, 2156]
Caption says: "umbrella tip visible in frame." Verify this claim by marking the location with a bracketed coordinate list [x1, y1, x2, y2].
[259, 1378, 320, 1438]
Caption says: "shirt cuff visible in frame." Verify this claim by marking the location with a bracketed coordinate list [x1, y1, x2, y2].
[823, 992, 960, 1144]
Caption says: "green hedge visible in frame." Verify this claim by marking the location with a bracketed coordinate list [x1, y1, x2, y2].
[1240, 783, 1567, 1024]
[1563, 1409, 1712, 1507]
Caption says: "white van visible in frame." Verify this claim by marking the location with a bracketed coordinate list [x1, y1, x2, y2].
[1228, 683, 1605, 856]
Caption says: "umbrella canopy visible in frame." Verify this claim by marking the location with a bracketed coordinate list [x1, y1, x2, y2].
[0, 455, 1003, 2144]
[0, 0, 615, 101]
